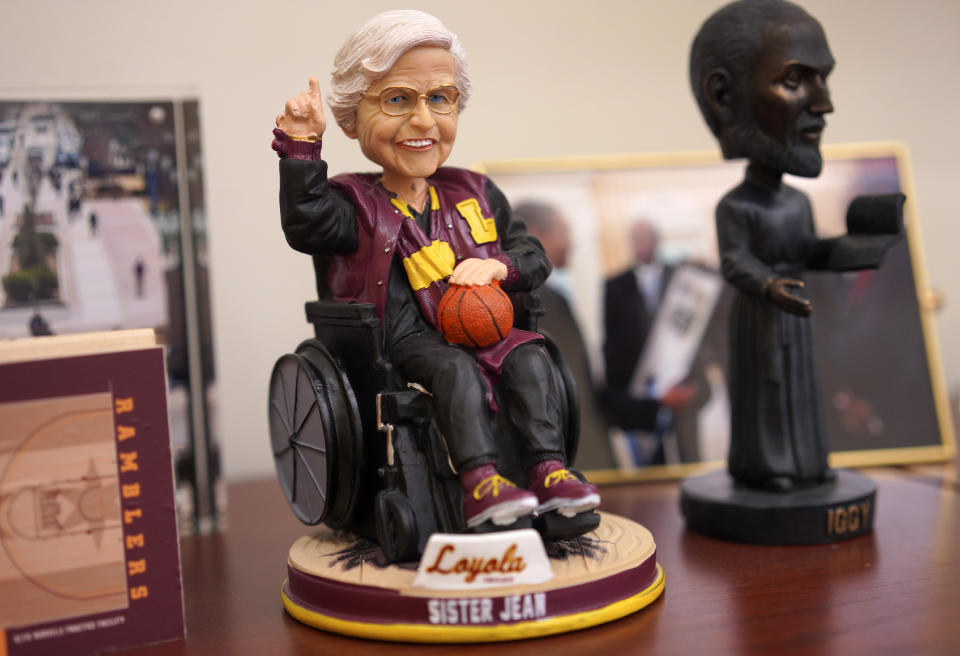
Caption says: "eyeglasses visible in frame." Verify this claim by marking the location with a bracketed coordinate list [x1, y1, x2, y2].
[363, 85, 460, 117]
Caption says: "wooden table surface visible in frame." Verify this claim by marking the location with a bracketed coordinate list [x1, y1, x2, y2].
[126, 464, 959, 655]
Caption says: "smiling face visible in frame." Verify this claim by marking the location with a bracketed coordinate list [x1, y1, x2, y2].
[730, 17, 835, 177]
[346, 46, 458, 192]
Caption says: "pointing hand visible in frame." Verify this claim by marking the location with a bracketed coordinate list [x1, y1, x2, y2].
[276, 76, 326, 141]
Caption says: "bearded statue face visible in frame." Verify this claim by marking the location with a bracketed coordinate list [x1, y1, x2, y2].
[723, 16, 835, 177]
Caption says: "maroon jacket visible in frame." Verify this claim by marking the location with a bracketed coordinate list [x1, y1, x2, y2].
[279, 158, 550, 322]
[327, 168, 508, 322]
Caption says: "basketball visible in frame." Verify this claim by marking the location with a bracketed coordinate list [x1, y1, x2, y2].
[437, 281, 513, 348]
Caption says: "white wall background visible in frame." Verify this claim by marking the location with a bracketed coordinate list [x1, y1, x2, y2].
[2, 0, 957, 480]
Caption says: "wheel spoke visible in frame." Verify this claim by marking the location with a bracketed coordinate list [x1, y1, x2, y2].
[294, 368, 318, 436]
[289, 437, 326, 454]
[291, 362, 300, 424]
[282, 360, 296, 422]
[270, 398, 292, 435]
[289, 448, 298, 503]
[296, 409, 329, 492]
[295, 449, 326, 503]
[295, 397, 317, 434]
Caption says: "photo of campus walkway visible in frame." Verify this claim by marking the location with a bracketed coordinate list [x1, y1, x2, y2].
[0, 103, 173, 338]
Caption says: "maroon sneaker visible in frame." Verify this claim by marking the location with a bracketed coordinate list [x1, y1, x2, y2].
[460, 464, 538, 528]
[528, 459, 600, 518]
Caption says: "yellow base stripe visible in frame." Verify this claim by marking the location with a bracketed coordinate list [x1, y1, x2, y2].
[282, 564, 664, 643]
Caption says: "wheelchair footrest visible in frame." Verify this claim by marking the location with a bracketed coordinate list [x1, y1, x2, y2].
[534, 510, 602, 541]
[467, 515, 534, 534]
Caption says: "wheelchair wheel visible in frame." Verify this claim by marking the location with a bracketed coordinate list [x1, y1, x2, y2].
[374, 489, 419, 563]
[295, 339, 364, 528]
[268, 340, 363, 528]
[269, 353, 332, 525]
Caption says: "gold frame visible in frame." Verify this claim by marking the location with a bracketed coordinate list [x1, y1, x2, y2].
[475, 142, 956, 483]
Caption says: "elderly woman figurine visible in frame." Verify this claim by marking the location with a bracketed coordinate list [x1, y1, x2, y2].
[271, 10, 598, 531]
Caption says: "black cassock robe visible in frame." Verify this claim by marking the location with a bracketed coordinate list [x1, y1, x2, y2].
[715, 167, 895, 487]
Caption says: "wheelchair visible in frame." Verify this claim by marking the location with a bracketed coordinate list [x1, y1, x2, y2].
[268, 282, 597, 564]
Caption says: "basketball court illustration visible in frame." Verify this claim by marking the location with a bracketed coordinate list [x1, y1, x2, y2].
[0, 392, 127, 627]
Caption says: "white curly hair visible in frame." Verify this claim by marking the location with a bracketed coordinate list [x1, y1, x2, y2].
[327, 9, 472, 134]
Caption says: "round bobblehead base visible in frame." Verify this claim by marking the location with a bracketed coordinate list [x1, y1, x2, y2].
[281, 512, 663, 643]
[680, 468, 876, 544]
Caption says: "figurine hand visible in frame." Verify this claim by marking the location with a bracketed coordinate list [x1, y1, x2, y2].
[767, 278, 812, 316]
[449, 258, 508, 286]
[661, 383, 697, 411]
[276, 77, 326, 141]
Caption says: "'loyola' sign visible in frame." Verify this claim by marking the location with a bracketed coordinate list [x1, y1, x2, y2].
[413, 529, 553, 590]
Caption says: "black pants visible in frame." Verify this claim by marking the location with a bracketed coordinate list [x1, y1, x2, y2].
[388, 331, 564, 471]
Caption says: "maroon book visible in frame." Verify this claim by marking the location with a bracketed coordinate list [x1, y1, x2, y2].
[0, 344, 185, 655]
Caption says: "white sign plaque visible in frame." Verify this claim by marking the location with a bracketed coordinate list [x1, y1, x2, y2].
[413, 529, 553, 590]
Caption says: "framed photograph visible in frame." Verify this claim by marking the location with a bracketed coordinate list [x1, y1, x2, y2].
[0, 97, 219, 528]
[478, 143, 955, 481]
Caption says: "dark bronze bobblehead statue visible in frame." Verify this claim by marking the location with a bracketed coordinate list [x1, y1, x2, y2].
[681, 0, 902, 542]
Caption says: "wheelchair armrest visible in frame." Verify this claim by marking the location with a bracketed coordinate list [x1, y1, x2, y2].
[508, 289, 544, 333]
[304, 300, 394, 389]
[306, 300, 380, 331]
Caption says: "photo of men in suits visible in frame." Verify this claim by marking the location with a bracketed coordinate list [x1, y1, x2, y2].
[603, 220, 669, 394]
[602, 219, 697, 465]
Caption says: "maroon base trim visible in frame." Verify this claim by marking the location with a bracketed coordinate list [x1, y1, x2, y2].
[285, 548, 657, 626]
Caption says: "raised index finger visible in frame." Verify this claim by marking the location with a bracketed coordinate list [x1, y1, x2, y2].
[308, 76, 321, 101]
